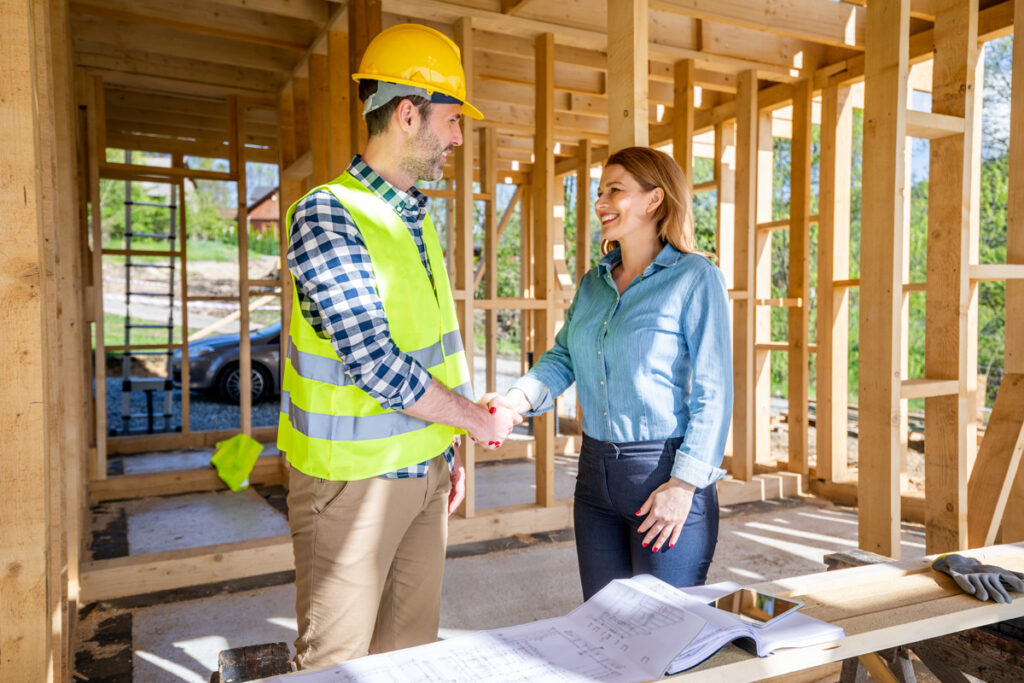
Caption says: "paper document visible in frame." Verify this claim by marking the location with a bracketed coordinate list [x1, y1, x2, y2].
[263, 576, 707, 683]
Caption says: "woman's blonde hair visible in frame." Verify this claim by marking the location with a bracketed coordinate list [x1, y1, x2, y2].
[600, 146, 698, 256]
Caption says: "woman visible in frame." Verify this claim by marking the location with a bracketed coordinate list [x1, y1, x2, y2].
[489, 146, 732, 600]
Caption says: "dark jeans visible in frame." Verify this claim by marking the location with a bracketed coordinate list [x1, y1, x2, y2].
[574, 433, 719, 601]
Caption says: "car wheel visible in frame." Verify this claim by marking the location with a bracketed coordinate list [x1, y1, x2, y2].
[217, 362, 272, 404]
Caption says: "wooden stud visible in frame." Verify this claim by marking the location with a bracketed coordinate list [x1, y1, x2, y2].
[483, 126, 499, 394]
[967, 374, 1024, 547]
[1004, 0, 1024, 544]
[88, 75, 108, 481]
[731, 70, 757, 481]
[348, 0, 381, 154]
[308, 54, 329, 185]
[454, 17, 477, 518]
[858, 0, 909, 559]
[534, 32, 557, 506]
[924, 0, 979, 554]
[1, 1, 56, 675]
[754, 113, 773, 466]
[327, 30, 351, 178]
[900, 135, 912, 472]
[673, 59, 695, 191]
[816, 84, 852, 484]
[715, 121, 735, 458]
[230, 96, 253, 435]
[176, 159, 191, 437]
[787, 78, 812, 477]
[576, 139, 593, 283]
[292, 76, 310, 164]
[606, 0, 649, 152]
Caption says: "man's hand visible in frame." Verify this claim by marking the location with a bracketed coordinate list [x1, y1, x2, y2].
[468, 402, 519, 449]
[636, 478, 696, 553]
[447, 445, 466, 515]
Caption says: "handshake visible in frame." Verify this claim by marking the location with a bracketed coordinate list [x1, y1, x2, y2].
[468, 389, 533, 450]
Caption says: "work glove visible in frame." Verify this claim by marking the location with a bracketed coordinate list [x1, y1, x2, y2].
[931, 554, 1024, 604]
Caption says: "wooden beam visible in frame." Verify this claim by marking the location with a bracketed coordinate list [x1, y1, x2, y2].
[650, 0, 865, 50]
[905, 109, 966, 139]
[730, 70, 757, 481]
[715, 120, 736, 459]
[607, 0, 649, 152]
[1004, 0, 1024, 543]
[787, 78, 812, 478]
[534, 32, 557, 507]
[816, 84, 853, 484]
[454, 17, 477, 519]
[966, 374, 1024, 547]
[858, 0, 909, 559]
[482, 127, 498, 394]
[576, 139, 593, 283]
[673, 59, 695, 188]
[347, 0, 381, 153]
[500, 0, 533, 14]
[924, 0, 980, 554]
[87, 75, 108, 481]
[206, 0, 328, 24]
[969, 264, 1024, 281]
[292, 76, 309, 161]
[88, 456, 286, 504]
[69, 0, 317, 51]
[308, 54, 329, 184]
[327, 30, 351, 178]
[70, 13, 300, 73]
[2, 0, 58, 674]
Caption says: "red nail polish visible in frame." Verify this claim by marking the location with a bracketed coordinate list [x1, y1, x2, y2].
[652, 546, 660, 553]
[642, 541, 648, 548]
[669, 543, 675, 549]
[635, 509, 643, 515]
[490, 406, 496, 414]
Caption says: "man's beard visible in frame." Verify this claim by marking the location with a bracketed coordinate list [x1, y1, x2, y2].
[402, 120, 450, 182]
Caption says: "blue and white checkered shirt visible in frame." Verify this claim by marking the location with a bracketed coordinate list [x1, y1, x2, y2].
[287, 155, 455, 479]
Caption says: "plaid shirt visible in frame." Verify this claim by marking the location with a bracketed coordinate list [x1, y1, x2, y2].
[287, 156, 455, 479]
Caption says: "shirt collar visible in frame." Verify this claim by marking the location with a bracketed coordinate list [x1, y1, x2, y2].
[598, 242, 682, 276]
[348, 155, 429, 218]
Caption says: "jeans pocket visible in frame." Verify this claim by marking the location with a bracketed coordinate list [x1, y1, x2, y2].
[606, 454, 674, 517]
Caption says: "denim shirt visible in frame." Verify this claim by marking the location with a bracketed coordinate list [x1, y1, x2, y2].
[512, 243, 733, 488]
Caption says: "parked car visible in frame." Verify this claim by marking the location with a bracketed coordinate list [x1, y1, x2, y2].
[171, 322, 282, 404]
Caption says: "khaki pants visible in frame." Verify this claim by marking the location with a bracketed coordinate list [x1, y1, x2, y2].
[287, 455, 450, 670]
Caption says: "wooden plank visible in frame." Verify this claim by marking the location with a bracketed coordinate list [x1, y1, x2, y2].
[753, 113, 773, 465]
[483, 127, 498, 394]
[281, 149, 312, 181]
[607, 0, 649, 152]
[454, 17, 477, 519]
[308, 54, 329, 184]
[967, 374, 1024, 546]
[1, 1, 53, 674]
[292, 76, 309, 162]
[106, 425, 277, 455]
[534, 32, 557, 506]
[230, 96, 253, 436]
[969, 264, 1024, 281]
[787, 78, 812, 477]
[673, 59, 695, 189]
[924, 0, 980, 554]
[88, 456, 286, 504]
[99, 161, 234, 181]
[206, 0, 328, 23]
[900, 378, 960, 399]
[347, 0, 381, 154]
[576, 139, 593, 283]
[730, 70, 757, 481]
[88, 75, 108, 481]
[816, 84, 853, 484]
[649, 0, 865, 50]
[327, 30, 351, 178]
[715, 121, 736, 459]
[858, 0, 909, 559]
[1005, 0, 1024, 543]
[906, 109, 966, 139]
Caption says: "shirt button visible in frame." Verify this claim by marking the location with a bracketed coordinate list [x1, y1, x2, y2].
[603, 320, 608, 325]
[600, 380, 604, 385]
[597, 350, 601, 355]
[604, 411, 608, 416]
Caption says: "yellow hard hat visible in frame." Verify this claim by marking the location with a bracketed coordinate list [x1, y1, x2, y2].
[352, 23, 484, 120]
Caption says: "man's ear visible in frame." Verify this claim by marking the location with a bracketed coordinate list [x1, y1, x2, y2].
[394, 98, 418, 134]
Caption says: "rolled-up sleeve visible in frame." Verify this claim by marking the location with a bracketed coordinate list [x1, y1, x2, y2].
[511, 291, 579, 415]
[671, 263, 733, 488]
[288, 191, 433, 411]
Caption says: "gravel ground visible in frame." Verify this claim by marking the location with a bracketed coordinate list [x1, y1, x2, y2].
[104, 378, 279, 437]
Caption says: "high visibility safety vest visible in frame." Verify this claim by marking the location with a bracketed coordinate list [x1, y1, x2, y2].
[277, 171, 472, 480]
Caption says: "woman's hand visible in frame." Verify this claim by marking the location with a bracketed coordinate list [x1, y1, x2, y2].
[636, 477, 696, 553]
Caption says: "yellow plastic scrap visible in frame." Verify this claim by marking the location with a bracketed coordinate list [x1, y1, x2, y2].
[211, 433, 263, 491]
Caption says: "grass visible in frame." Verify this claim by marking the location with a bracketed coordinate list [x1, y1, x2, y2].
[101, 237, 278, 264]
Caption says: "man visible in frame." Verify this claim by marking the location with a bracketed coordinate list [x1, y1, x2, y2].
[278, 23, 518, 670]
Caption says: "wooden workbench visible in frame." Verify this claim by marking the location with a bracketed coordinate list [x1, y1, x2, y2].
[668, 542, 1024, 681]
